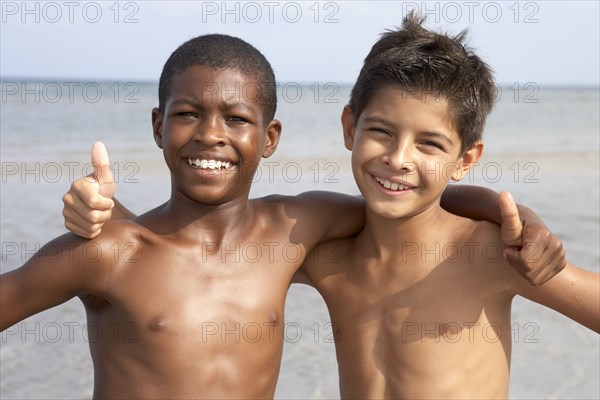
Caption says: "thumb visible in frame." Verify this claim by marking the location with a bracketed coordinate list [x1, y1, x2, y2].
[91, 141, 116, 198]
[499, 191, 522, 247]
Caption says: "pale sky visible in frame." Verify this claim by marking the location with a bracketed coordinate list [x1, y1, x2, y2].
[1, 1, 599, 86]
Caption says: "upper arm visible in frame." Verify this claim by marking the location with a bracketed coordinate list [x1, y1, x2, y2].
[515, 262, 600, 333]
[0, 233, 113, 330]
[289, 191, 365, 244]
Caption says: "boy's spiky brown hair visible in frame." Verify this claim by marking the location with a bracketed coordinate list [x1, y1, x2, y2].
[349, 13, 496, 153]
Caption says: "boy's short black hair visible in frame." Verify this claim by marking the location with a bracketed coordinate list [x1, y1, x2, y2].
[158, 34, 277, 123]
[349, 13, 496, 153]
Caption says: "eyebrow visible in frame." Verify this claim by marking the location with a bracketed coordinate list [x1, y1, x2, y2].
[168, 98, 257, 114]
[363, 116, 398, 129]
[224, 101, 256, 114]
[421, 131, 455, 146]
[168, 98, 199, 108]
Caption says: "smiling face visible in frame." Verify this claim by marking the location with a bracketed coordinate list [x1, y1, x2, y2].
[153, 66, 281, 206]
[343, 87, 482, 220]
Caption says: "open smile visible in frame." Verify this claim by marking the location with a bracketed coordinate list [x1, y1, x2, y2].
[186, 158, 234, 170]
[371, 174, 415, 194]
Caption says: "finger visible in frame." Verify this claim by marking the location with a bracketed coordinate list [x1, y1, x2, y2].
[499, 191, 523, 247]
[518, 225, 552, 275]
[529, 269, 552, 286]
[62, 202, 110, 234]
[77, 190, 115, 212]
[504, 247, 530, 275]
[63, 189, 112, 239]
[91, 141, 116, 198]
[72, 179, 115, 211]
[64, 219, 101, 239]
[519, 238, 566, 285]
[532, 259, 567, 286]
[63, 204, 104, 238]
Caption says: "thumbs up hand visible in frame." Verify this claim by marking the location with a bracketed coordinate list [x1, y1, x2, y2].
[499, 191, 566, 285]
[62, 142, 116, 238]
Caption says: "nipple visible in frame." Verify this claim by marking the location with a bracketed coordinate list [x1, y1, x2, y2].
[268, 310, 280, 326]
[149, 316, 170, 331]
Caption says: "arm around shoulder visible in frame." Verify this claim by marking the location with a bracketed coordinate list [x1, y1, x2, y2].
[441, 184, 502, 224]
[292, 191, 365, 243]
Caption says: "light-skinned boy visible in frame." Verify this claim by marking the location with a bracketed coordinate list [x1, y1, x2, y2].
[298, 14, 599, 399]
[41, 32, 560, 398]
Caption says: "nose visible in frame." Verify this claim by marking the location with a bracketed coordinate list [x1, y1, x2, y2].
[193, 116, 226, 146]
[383, 139, 416, 172]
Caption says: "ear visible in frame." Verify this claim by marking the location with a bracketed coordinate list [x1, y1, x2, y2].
[341, 105, 356, 151]
[261, 119, 282, 158]
[152, 107, 164, 149]
[451, 141, 484, 181]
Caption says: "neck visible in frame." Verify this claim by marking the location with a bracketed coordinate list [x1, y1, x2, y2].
[157, 189, 254, 244]
[358, 203, 453, 260]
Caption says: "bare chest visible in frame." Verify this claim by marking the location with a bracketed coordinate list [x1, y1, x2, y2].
[93, 241, 297, 344]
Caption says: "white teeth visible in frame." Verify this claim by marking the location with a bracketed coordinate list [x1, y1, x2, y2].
[375, 177, 409, 191]
[187, 159, 232, 170]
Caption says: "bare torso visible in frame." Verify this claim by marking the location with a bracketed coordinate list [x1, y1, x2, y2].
[82, 197, 314, 399]
[304, 215, 522, 399]
[0, 190, 364, 398]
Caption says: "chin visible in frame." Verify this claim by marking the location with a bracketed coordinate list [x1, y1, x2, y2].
[366, 202, 414, 220]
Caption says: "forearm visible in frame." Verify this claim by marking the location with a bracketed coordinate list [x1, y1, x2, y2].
[440, 184, 502, 224]
[520, 262, 600, 333]
[567, 265, 600, 333]
[515, 203, 546, 228]
[111, 198, 136, 220]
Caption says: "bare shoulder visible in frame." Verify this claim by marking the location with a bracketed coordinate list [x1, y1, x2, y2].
[437, 213, 502, 247]
[101, 215, 156, 242]
[458, 218, 506, 263]
[439, 215, 519, 283]
[468, 218, 504, 244]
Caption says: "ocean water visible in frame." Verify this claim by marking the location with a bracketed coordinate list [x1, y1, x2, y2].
[0, 82, 598, 399]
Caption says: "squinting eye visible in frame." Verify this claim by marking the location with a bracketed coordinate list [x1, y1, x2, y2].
[422, 141, 443, 150]
[370, 127, 391, 135]
[227, 116, 248, 124]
